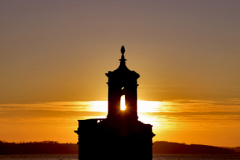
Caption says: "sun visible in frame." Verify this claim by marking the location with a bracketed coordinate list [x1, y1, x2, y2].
[120, 95, 126, 110]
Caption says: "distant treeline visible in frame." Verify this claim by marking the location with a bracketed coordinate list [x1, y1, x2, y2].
[153, 141, 239, 154]
[0, 141, 78, 155]
[1, 140, 239, 155]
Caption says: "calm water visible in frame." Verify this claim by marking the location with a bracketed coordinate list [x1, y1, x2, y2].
[0, 154, 240, 160]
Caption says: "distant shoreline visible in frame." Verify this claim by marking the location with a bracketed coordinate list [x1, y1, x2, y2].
[0, 141, 239, 155]
[153, 141, 239, 154]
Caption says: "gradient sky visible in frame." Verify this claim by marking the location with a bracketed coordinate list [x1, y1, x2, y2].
[1, 0, 240, 147]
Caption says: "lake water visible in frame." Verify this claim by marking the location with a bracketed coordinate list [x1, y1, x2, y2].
[0, 154, 240, 160]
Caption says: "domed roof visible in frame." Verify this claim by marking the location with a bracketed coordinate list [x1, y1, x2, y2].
[106, 46, 140, 80]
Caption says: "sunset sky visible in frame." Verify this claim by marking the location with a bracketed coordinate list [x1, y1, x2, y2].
[1, 0, 240, 147]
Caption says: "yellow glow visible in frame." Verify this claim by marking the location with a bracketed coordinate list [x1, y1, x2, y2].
[90, 101, 108, 112]
[120, 95, 126, 110]
[86, 100, 174, 113]
[138, 100, 175, 112]
[138, 113, 160, 126]
[138, 100, 162, 112]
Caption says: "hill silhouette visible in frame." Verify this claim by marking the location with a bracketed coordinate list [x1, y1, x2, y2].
[0, 141, 77, 155]
[232, 147, 240, 153]
[153, 141, 237, 154]
[0, 141, 238, 155]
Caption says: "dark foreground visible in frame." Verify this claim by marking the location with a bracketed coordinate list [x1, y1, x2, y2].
[1, 154, 240, 160]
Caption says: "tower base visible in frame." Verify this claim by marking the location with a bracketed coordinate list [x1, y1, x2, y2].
[75, 118, 155, 160]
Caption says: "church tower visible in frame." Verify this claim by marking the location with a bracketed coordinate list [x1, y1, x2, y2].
[106, 46, 139, 121]
[75, 46, 155, 160]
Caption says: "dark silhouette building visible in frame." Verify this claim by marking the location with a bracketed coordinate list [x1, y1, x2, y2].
[75, 46, 155, 160]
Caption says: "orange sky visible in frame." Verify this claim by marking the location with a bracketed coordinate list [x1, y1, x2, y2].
[0, 1, 240, 147]
[1, 100, 240, 147]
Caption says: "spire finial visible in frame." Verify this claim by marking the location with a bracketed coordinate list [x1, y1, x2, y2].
[121, 46, 125, 55]
[119, 46, 126, 63]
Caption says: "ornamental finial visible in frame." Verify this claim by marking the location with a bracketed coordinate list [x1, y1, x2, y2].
[121, 46, 125, 55]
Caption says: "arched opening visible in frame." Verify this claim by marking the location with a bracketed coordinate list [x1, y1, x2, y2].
[120, 95, 126, 110]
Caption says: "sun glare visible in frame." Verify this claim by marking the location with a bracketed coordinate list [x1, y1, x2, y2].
[90, 101, 108, 112]
[80, 100, 171, 113]
[120, 95, 126, 110]
[138, 100, 163, 112]
[138, 114, 160, 127]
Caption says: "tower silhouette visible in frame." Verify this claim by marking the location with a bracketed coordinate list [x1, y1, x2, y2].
[106, 46, 139, 121]
[75, 46, 155, 160]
